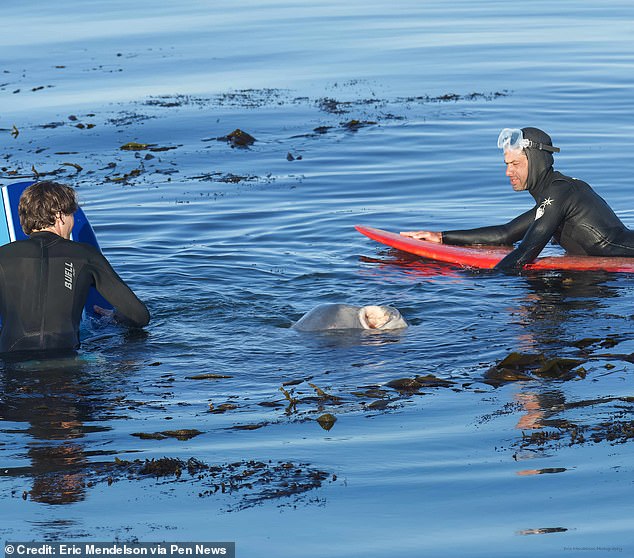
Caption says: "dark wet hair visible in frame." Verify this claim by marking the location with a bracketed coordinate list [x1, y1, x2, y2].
[18, 181, 79, 235]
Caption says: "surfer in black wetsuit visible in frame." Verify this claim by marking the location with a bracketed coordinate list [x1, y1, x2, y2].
[0, 181, 150, 355]
[401, 127, 634, 271]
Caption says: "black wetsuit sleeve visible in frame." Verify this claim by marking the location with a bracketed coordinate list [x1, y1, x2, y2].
[89, 251, 150, 327]
[495, 200, 563, 271]
[442, 208, 535, 246]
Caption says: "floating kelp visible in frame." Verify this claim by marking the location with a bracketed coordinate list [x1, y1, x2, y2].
[209, 402, 238, 414]
[185, 373, 232, 380]
[131, 429, 203, 441]
[216, 128, 256, 148]
[217, 173, 258, 184]
[144, 95, 202, 108]
[282, 378, 306, 386]
[519, 429, 563, 447]
[137, 457, 204, 478]
[514, 410, 634, 452]
[308, 382, 341, 403]
[258, 400, 284, 408]
[484, 368, 533, 385]
[72, 456, 335, 511]
[366, 399, 392, 410]
[385, 374, 456, 393]
[571, 337, 602, 349]
[385, 378, 423, 393]
[399, 91, 509, 104]
[351, 387, 389, 399]
[341, 119, 377, 131]
[590, 420, 634, 444]
[484, 352, 587, 386]
[230, 423, 267, 431]
[196, 459, 332, 510]
[572, 335, 622, 350]
[107, 168, 142, 182]
[132, 432, 168, 440]
[280, 386, 299, 413]
[536, 358, 586, 379]
[414, 374, 456, 388]
[39, 122, 66, 129]
[316, 413, 337, 431]
[313, 125, 333, 134]
[61, 162, 83, 173]
[120, 142, 178, 152]
[317, 97, 352, 114]
[30, 85, 54, 93]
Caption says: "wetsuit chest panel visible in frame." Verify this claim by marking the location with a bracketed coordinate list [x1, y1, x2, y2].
[544, 176, 628, 255]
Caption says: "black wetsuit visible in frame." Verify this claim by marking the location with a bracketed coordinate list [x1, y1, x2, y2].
[442, 169, 634, 271]
[0, 232, 150, 353]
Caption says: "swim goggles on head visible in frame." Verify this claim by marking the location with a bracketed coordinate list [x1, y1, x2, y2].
[497, 128, 560, 153]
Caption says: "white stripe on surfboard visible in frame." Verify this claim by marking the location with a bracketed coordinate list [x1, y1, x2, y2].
[1, 186, 16, 242]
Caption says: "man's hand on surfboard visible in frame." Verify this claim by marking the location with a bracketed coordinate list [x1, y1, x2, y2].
[400, 230, 442, 243]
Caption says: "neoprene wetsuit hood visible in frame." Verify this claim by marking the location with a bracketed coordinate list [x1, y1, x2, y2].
[522, 127, 555, 192]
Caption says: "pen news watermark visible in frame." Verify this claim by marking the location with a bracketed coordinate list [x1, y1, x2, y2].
[563, 547, 623, 553]
[4, 543, 235, 558]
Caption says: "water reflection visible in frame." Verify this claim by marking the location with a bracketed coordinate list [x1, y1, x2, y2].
[512, 270, 621, 351]
[514, 390, 566, 431]
[0, 355, 122, 505]
[358, 253, 464, 280]
[502, 271, 631, 464]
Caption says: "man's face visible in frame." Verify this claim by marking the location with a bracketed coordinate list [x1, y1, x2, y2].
[504, 149, 529, 191]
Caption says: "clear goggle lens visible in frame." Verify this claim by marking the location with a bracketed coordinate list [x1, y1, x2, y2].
[497, 128, 560, 153]
[497, 128, 528, 151]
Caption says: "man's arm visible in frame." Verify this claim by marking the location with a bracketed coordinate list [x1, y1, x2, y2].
[401, 208, 536, 246]
[90, 251, 150, 327]
[443, 208, 536, 246]
[495, 201, 562, 271]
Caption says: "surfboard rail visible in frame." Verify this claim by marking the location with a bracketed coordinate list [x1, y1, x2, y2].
[356, 225, 634, 273]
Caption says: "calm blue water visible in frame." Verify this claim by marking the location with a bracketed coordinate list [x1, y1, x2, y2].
[1, 1, 634, 556]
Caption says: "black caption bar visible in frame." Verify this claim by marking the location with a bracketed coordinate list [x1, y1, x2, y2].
[4, 543, 235, 558]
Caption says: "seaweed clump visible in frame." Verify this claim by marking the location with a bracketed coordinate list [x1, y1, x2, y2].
[216, 129, 256, 148]
[103, 456, 334, 510]
[484, 352, 586, 386]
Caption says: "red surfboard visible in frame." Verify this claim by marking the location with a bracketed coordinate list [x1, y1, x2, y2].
[355, 225, 634, 273]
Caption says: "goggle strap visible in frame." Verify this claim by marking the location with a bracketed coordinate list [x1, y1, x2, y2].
[530, 141, 560, 153]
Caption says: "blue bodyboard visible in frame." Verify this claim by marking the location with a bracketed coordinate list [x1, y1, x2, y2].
[0, 180, 112, 317]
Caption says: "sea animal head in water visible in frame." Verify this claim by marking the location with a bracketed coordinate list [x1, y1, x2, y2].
[292, 303, 408, 332]
[358, 305, 408, 330]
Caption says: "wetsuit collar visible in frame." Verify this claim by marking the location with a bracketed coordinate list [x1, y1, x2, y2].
[528, 167, 554, 199]
[29, 231, 64, 245]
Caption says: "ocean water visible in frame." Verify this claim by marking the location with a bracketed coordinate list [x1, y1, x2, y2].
[1, 1, 634, 556]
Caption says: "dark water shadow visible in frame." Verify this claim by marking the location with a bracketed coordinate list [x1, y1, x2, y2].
[0, 354, 133, 505]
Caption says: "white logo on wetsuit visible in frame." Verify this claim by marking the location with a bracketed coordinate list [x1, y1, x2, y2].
[535, 197, 554, 220]
[64, 261, 75, 290]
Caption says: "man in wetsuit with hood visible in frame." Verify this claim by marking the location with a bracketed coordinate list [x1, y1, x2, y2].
[0, 181, 150, 355]
[401, 127, 634, 271]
